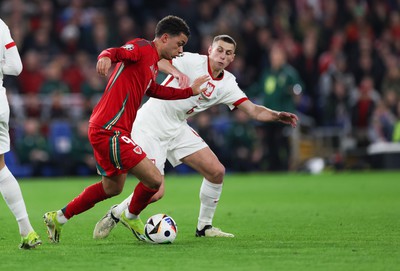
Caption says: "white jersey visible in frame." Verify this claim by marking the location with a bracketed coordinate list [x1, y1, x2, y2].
[0, 19, 22, 90]
[0, 18, 22, 154]
[133, 52, 248, 139]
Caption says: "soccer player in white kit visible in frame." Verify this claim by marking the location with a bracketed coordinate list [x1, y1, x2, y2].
[0, 18, 41, 249]
[93, 35, 298, 238]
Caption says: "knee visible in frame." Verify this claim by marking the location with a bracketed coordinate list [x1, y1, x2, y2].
[106, 186, 123, 197]
[147, 175, 162, 190]
[148, 182, 161, 190]
[150, 189, 164, 202]
[102, 182, 124, 197]
[209, 163, 225, 184]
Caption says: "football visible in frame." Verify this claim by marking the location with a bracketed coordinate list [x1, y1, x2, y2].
[144, 214, 178, 244]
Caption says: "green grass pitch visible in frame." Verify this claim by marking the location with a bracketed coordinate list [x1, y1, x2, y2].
[0, 172, 399, 271]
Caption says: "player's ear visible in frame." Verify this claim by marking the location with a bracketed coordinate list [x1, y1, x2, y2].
[208, 45, 212, 55]
[160, 33, 169, 44]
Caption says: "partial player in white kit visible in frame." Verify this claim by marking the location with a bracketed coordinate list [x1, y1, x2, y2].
[0, 18, 41, 249]
[93, 35, 298, 239]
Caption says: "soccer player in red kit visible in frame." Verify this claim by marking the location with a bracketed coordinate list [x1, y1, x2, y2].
[43, 15, 209, 243]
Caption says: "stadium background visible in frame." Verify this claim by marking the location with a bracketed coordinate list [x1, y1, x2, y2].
[2, 0, 400, 177]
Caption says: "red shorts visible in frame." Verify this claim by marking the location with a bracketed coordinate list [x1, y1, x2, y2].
[88, 127, 147, 176]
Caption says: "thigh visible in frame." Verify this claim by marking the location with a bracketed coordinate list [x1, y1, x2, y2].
[132, 128, 168, 174]
[181, 147, 224, 181]
[0, 121, 10, 155]
[0, 153, 4, 169]
[101, 174, 127, 195]
[89, 127, 147, 176]
[0, 96, 10, 154]
[129, 157, 162, 189]
[167, 125, 208, 167]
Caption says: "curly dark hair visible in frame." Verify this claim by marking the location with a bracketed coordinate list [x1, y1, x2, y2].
[155, 15, 190, 38]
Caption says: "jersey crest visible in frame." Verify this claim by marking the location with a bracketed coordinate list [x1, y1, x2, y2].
[133, 146, 143, 154]
[202, 82, 216, 98]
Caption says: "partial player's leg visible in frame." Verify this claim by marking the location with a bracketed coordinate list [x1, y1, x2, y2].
[93, 197, 130, 239]
[118, 157, 162, 241]
[94, 127, 166, 240]
[182, 147, 234, 237]
[0, 155, 42, 249]
[93, 180, 166, 239]
[45, 128, 151, 243]
[44, 174, 125, 243]
[1, 115, 42, 249]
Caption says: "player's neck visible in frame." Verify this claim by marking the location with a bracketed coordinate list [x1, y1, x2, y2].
[153, 39, 163, 59]
[212, 70, 223, 79]
[208, 60, 224, 79]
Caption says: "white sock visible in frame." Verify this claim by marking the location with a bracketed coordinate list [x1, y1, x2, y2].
[197, 178, 222, 230]
[124, 208, 139, 220]
[0, 165, 34, 236]
[56, 210, 68, 224]
[113, 193, 133, 218]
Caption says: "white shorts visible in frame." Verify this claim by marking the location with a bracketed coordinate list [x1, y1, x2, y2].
[0, 90, 10, 154]
[132, 124, 208, 174]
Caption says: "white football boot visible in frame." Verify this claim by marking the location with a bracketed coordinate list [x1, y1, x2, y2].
[93, 205, 119, 239]
[195, 225, 234, 237]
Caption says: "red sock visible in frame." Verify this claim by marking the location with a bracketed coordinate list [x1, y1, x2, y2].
[63, 181, 111, 219]
[128, 182, 158, 215]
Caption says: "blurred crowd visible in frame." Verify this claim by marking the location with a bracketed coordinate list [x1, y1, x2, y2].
[2, 0, 400, 176]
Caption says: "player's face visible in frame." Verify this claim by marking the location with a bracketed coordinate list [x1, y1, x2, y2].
[162, 33, 188, 60]
[208, 40, 235, 71]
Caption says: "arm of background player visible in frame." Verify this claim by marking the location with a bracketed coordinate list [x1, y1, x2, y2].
[158, 59, 190, 88]
[1, 28, 22, 76]
[237, 100, 299, 128]
[147, 75, 209, 99]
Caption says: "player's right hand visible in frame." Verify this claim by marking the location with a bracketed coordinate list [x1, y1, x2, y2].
[190, 75, 210, 96]
[173, 71, 190, 88]
[96, 57, 112, 77]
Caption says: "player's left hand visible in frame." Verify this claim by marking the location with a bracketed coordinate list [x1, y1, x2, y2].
[190, 75, 210, 95]
[278, 111, 299, 128]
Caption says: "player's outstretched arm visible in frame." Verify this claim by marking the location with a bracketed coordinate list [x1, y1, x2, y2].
[276, 111, 299, 128]
[237, 100, 299, 128]
[158, 59, 190, 88]
[146, 75, 209, 100]
[190, 75, 210, 95]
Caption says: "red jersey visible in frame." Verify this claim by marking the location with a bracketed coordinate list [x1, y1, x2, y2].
[89, 38, 193, 133]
